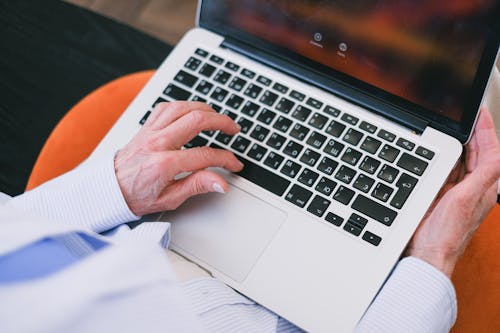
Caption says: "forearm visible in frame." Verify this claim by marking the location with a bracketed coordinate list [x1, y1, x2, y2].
[356, 257, 457, 333]
[4, 154, 139, 233]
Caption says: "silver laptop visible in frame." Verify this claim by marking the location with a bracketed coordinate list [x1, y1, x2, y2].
[91, 1, 500, 331]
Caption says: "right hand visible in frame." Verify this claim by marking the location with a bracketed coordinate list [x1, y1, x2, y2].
[114, 101, 244, 216]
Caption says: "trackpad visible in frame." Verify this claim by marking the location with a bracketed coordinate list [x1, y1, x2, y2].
[164, 185, 286, 282]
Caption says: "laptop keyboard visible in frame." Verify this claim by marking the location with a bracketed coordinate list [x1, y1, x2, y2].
[139, 48, 436, 247]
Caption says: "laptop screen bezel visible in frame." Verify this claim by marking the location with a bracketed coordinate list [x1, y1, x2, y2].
[198, 1, 500, 143]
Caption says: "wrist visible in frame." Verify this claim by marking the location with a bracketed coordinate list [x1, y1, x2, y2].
[408, 249, 458, 278]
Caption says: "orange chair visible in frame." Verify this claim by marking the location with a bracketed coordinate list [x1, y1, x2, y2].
[26, 71, 500, 332]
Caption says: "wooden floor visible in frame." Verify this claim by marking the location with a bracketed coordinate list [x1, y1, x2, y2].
[65, 0, 198, 45]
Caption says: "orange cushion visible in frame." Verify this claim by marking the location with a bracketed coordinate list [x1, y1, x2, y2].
[26, 70, 499, 332]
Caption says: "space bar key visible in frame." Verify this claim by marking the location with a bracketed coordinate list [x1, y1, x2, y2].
[235, 155, 291, 197]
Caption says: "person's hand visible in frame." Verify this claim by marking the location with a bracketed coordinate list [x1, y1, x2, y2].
[114, 101, 244, 216]
[406, 107, 500, 277]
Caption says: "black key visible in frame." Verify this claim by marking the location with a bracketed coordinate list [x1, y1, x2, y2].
[209, 102, 222, 112]
[306, 97, 323, 109]
[241, 101, 260, 117]
[139, 111, 151, 125]
[164, 84, 191, 100]
[236, 155, 291, 196]
[362, 231, 382, 246]
[285, 184, 312, 208]
[276, 98, 295, 114]
[300, 148, 321, 167]
[226, 94, 244, 110]
[360, 156, 381, 174]
[333, 186, 355, 205]
[202, 130, 215, 137]
[343, 213, 368, 236]
[222, 109, 237, 120]
[273, 82, 289, 94]
[335, 165, 356, 184]
[195, 48, 209, 57]
[257, 75, 272, 86]
[225, 61, 240, 72]
[184, 56, 202, 71]
[341, 147, 362, 166]
[390, 173, 418, 209]
[317, 157, 338, 175]
[184, 135, 208, 148]
[377, 129, 396, 142]
[372, 182, 394, 202]
[273, 116, 293, 133]
[306, 131, 327, 149]
[290, 90, 305, 101]
[396, 138, 415, 151]
[152, 97, 167, 108]
[290, 124, 310, 141]
[236, 117, 253, 134]
[241, 68, 256, 79]
[325, 120, 346, 138]
[209, 54, 224, 64]
[341, 113, 359, 125]
[360, 136, 382, 154]
[174, 70, 198, 87]
[298, 168, 319, 187]
[353, 174, 375, 193]
[377, 164, 399, 183]
[281, 159, 301, 178]
[199, 63, 216, 78]
[213, 70, 231, 84]
[195, 80, 214, 95]
[260, 90, 279, 106]
[191, 95, 206, 103]
[324, 139, 345, 158]
[325, 212, 344, 226]
[324, 105, 340, 117]
[397, 153, 428, 176]
[250, 125, 270, 141]
[292, 105, 312, 122]
[307, 195, 331, 217]
[215, 132, 233, 145]
[266, 132, 287, 150]
[257, 108, 276, 125]
[264, 152, 285, 170]
[244, 83, 263, 99]
[283, 140, 304, 158]
[359, 121, 377, 134]
[378, 144, 400, 163]
[228, 77, 247, 92]
[416, 146, 435, 160]
[343, 128, 364, 146]
[352, 194, 397, 226]
[247, 143, 268, 161]
[316, 177, 337, 196]
[308, 113, 328, 130]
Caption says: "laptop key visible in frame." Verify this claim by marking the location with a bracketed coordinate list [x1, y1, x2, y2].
[184, 57, 202, 71]
[273, 82, 289, 94]
[236, 117, 253, 134]
[324, 139, 345, 157]
[164, 84, 191, 100]
[360, 156, 381, 174]
[257, 108, 276, 125]
[273, 116, 293, 133]
[213, 70, 231, 84]
[416, 146, 435, 160]
[325, 120, 346, 138]
[281, 160, 302, 178]
[241, 68, 256, 79]
[247, 143, 267, 161]
[298, 168, 319, 187]
[260, 90, 279, 106]
[344, 213, 368, 236]
[209, 54, 224, 64]
[139, 111, 151, 125]
[300, 148, 321, 167]
[306, 97, 323, 109]
[244, 83, 263, 99]
[308, 113, 328, 129]
[390, 173, 418, 209]
[209, 102, 222, 112]
[226, 94, 244, 110]
[377, 129, 396, 142]
[335, 165, 356, 184]
[397, 153, 428, 176]
[199, 63, 216, 78]
[362, 231, 382, 246]
[184, 135, 208, 148]
[352, 194, 397, 226]
[222, 109, 237, 120]
[152, 97, 167, 108]
[378, 164, 399, 183]
[292, 105, 312, 122]
[334, 186, 355, 205]
[325, 212, 344, 226]
[250, 125, 270, 141]
[195, 48, 209, 58]
[289, 90, 306, 102]
[396, 138, 415, 151]
[228, 77, 247, 92]
[276, 98, 295, 114]
[343, 128, 363, 146]
[307, 195, 331, 217]
[379, 144, 400, 163]
[359, 121, 377, 134]
[360, 136, 382, 154]
[306, 131, 327, 149]
[316, 177, 337, 196]
[353, 174, 375, 193]
[285, 184, 312, 208]
[215, 132, 233, 145]
[317, 157, 338, 175]
[341, 113, 359, 125]
[290, 124, 310, 141]
[225, 61, 240, 72]
[195, 80, 214, 95]
[283, 140, 304, 158]
[236, 155, 291, 197]
[264, 151, 285, 170]
[174, 70, 198, 87]
[324, 105, 341, 117]
[341, 147, 362, 166]
[191, 95, 206, 103]
[257, 75, 272, 86]
[241, 101, 260, 117]
[372, 182, 394, 202]
[266, 132, 287, 150]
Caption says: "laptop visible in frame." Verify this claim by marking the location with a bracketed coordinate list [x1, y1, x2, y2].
[91, 1, 500, 331]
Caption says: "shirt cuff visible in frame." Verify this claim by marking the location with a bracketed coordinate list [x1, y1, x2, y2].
[356, 256, 457, 333]
[6, 153, 140, 233]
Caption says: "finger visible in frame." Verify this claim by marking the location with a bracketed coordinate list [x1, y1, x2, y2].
[142, 102, 171, 128]
[149, 101, 216, 131]
[475, 107, 500, 156]
[164, 147, 244, 177]
[158, 170, 229, 209]
[154, 111, 240, 149]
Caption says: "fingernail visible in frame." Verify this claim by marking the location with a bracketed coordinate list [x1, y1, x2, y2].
[212, 182, 225, 193]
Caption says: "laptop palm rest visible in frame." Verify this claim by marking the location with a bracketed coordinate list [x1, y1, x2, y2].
[164, 185, 286, 282]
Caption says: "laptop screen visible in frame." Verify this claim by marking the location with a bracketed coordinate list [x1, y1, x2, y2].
[200, 0, 500, 142]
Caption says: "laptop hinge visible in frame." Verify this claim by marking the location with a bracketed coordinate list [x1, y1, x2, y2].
[221, 38, 428, 134]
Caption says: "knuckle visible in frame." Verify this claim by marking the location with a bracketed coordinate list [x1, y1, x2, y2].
[187, 110, 206, 125]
